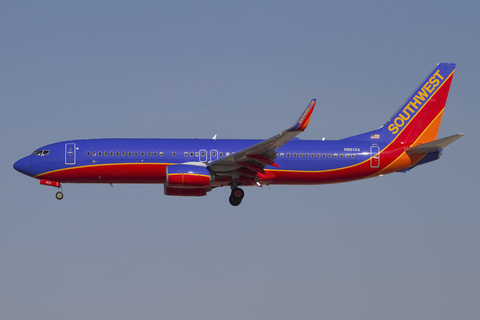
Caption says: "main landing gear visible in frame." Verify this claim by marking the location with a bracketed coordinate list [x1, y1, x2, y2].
[229, 187, 244, 206]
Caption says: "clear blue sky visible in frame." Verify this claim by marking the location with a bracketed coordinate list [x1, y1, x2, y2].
[2, 1, 479, 319]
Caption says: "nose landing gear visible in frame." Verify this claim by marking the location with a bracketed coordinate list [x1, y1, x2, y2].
[229, 187, 244, 206]
[55, 189, 64, 200]
[40, 179, 63, 200]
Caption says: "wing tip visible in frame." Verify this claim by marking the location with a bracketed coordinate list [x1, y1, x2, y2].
[288, 99, 317, 132]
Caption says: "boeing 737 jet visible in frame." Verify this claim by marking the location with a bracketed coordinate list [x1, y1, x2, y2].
[14, 63, 464, 206]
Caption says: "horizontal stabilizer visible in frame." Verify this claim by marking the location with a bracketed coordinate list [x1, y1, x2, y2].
[406, 133, 465, 155]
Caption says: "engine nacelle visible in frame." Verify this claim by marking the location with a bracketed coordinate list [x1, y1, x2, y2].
[166, 164, 211, 188]
[164, 185, 207, 197]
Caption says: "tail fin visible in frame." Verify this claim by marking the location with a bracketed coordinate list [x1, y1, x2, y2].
[344, 63, 456, 146]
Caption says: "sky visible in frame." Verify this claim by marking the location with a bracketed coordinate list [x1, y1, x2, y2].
[1, 1, 479, 319]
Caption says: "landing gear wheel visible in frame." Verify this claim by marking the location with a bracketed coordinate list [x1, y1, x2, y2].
[229, 187, 244, 206]
[229, 195, 242, 206]
[56, 191, 64, 200]
[232, 188, 244, 200]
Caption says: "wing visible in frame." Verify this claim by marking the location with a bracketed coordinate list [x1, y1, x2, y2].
[207, 99, 316, 182]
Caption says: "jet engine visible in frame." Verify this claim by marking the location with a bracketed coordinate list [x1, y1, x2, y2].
[164, 164, 212, 196]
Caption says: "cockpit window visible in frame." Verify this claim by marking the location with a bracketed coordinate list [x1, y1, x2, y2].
[31, 150, 49, 156]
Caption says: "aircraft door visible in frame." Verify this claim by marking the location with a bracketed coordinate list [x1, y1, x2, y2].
[199, 149, 207, 162]
[370, 146, 380, 168]
[65, 143, 76, 165]
[210, 149, 218, 162]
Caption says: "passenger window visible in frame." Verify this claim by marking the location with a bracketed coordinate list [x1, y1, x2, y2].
[134, 152, 138, 156]
[87, 152, 91, 156]
[328, 153, 332, 158]
[287, 153, 291, 158]
[172, 152, 176, 157]
[322, 153, 326, 158]
[305, 153, 308, 158]
[201, 151, 205, 157]
[345, 154, 349, 158]
[153, 152, 157, 156]
[128, 152, 132, 156]
[147, 152, 151, 156]
[195, 152, 199, 156]
[219, 152, 223, 157]
[190, 152, 194, 157]
[93, 151, 97, 156]
[340, 154, 344, 158]
[293, 153, 297, 158]
[98, 152, 102, 156]
[311, 153, 315, 158]
[184, 152, 188, 157]
[316, 153, 320, 158]
[212, 152, 216, 157]
[299, 153, 303, 158]
[280, 153, 284, 158]
[160, 152, 164, 156]
[226, 152, 230, 156]
[352, 154, 355, 159]
[121, 151, 125, 156]
[334, 154, 338, 158]
[110, 151, 114, 156]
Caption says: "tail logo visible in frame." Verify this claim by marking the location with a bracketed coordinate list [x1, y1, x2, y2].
[388, 69, 445, 135]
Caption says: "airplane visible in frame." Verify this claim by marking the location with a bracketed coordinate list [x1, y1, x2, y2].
[14, 63, 464, 206]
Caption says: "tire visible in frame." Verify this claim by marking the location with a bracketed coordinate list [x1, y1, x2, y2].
[231, 187, 244, 200]
[229, 195, 241, 206]
[56, 191, 64, 200]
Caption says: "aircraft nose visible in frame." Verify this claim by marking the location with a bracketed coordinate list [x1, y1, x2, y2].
[13, 157, 33, 176]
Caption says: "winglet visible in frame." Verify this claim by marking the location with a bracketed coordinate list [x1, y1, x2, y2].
[287, 99, 316, 132]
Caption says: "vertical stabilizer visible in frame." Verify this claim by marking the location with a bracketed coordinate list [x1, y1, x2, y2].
[343, 63, 456, 146]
